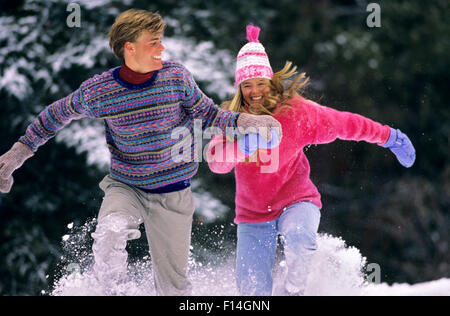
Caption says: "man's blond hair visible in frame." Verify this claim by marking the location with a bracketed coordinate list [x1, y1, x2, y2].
[108, 9, 166, 60]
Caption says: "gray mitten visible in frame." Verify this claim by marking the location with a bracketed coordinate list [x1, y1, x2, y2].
[0, 142, 34, 193]
[236, 113, 283, 142]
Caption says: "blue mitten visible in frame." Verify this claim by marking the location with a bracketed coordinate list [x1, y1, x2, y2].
[382, 128, 416, 168]
[237, 129, 280, 156]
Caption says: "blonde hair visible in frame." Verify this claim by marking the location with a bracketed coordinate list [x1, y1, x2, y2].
[108, 9, 166, 60]
[223, 61, 309, 115]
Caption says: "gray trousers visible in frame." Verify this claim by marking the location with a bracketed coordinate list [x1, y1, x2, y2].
[91, 175, 195, 296]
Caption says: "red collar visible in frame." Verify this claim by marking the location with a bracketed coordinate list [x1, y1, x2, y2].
[119, 63, 154, 85]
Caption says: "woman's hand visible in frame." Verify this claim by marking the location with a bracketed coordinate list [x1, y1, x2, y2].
[237, 129, 280, 156]
[382, 128, 416, 168]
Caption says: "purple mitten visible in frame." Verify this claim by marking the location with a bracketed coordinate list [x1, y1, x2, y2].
[237, 129, 280, 156]
[382, 128, 416, 168]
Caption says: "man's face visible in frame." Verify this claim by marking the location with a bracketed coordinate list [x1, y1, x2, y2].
[125, 31, 165, 72]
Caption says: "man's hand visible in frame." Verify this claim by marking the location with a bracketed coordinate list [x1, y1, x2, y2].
[236, 113, 283, 142]
[0, 142, 34, 193]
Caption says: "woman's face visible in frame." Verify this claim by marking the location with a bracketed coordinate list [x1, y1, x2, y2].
[240, 78, 271, 107]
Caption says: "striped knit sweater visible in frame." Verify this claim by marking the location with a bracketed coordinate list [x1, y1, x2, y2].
[19, 61, 240, 190]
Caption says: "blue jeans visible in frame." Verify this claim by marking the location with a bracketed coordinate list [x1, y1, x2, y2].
[236, 202, 321, 296]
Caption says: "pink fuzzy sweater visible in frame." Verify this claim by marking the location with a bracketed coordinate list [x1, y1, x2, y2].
[207, 96, 391, 223]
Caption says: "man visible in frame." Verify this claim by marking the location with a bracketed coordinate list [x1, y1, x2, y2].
[0, 9, 281, 295]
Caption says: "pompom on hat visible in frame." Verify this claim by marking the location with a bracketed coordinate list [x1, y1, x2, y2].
[234, 25, 273, 87]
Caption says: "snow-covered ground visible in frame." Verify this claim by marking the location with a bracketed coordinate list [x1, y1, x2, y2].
[50, 227, 450, 296]
[363, 278, 450, 296]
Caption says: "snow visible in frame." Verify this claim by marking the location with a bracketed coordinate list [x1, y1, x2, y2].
[191, 179, 229, 223]
[162, 37, 235, 100]
[0, 62, 30, 100]
[80, 0, 132, 9]
[48, 36, 110, 73]
[363, 278, 450, 296]
[50, 227, 450, 296]
[55, 120, 110, 169]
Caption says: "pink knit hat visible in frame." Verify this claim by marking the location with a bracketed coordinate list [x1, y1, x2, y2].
[235, 25, 273, 87]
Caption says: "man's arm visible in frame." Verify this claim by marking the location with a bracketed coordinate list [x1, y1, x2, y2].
[0, 87, 91, 193]
[180, 65, 239, 132]
[19, 88, 90, 152]
[180, 65, 282, 142]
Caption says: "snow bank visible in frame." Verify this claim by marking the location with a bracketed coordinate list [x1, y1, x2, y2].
[49, 223, 449, 296]
[363, 278, 450, 296]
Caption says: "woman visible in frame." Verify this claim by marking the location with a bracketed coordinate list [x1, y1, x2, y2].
[206, 25, 415, 296]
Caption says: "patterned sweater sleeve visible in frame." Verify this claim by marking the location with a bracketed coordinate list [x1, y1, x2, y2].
[180, 66, 240, 133]
[18, 87, 91, 152]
